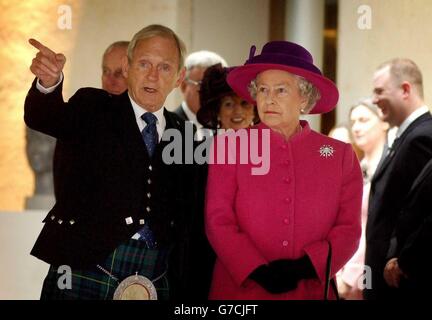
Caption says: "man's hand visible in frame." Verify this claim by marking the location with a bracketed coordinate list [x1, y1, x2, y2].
[29, 38, 66, 88]
[384, 258, 407, 288]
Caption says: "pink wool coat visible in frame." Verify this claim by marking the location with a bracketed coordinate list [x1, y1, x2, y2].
[205, 121, 362, 300]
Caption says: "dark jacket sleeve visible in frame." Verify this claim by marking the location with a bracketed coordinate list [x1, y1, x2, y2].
[396, 165, 432, 278]
[398, 213, 432, 279]
[24, 78, 101, 141]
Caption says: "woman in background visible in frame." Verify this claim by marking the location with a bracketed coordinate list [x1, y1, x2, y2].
[337, 98, 389, 299]
[328, 123, 363, 160]
[197, 63, 258, 132]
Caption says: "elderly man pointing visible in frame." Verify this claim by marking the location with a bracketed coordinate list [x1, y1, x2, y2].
[25, 25, 202, 300]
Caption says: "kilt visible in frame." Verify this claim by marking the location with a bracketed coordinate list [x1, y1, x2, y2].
[40, 238, 171, 300]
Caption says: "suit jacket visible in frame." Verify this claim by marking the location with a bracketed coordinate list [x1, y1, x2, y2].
[24, 80, 207, 298]
[365, 112, 432, 299]
[389, 159, 432, 295]
[174, 104, 189, 121]
[206, 121, 362, 299]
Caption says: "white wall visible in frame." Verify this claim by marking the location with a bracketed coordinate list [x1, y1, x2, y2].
[0, 211, 49, 299]
[191, 0, 270, 66]
[337, 0, 432, 124]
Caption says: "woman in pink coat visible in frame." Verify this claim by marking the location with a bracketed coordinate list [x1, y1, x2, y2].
[205, 41, 363, 300]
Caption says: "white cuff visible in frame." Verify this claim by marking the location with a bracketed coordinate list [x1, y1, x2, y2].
[36, 73, 64, 94]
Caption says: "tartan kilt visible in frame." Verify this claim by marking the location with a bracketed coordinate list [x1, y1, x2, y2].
[40, 238, 171, 300]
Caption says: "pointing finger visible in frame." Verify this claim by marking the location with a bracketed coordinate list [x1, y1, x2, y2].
[29, 38, 56, 57]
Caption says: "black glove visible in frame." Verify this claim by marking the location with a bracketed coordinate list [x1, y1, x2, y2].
[269, 255, 317, 283]
[249, 264, 298, 294]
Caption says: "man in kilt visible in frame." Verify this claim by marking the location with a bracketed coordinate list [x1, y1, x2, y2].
[25, 25, 205, 300]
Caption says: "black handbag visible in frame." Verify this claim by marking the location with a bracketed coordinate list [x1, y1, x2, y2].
[324, 240, 339, 300]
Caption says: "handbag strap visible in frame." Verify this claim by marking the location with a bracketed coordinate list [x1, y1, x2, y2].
[324, 240, 339, 300]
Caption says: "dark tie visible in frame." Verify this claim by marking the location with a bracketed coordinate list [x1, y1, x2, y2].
[134, 112, 158, 247]
[375, 137, 400, 174]
[385, 137, 400, 158]
[141, 112, 159, 157]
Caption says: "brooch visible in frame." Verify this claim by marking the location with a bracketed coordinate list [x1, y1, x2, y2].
[319, 145, 334, 158]
[113, 273, 158, 300]
[97, 264, 161, 300]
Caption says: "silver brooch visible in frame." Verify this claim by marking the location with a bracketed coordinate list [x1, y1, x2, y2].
[319, 145, 334, 158]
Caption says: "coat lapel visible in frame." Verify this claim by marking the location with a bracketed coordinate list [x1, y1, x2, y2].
[372, 137, 401, 181]
[113, 92, 149, 168]
[372, 112, 432, 182]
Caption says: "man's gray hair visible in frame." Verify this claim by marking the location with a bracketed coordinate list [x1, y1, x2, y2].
[127, 24, 186, 71]
[185, 50, 228, 76]
[103, 41, 129, 57]
[102, 41, 129, 67]
[248, 73, 321, 114]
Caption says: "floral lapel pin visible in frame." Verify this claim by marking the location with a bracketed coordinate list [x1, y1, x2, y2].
[319, 144, 334, 158]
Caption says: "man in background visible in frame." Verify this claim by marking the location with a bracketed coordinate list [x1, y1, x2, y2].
[174, 50, 227, 140]
[101, 41, 129, 95]
[365, 58, 432, 299]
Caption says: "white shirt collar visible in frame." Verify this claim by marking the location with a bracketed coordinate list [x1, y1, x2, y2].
[128, 93, 166, 141]
[396, 105, 430, 138]
[181, 101, 202, 128]
[181, 101, 206, 141]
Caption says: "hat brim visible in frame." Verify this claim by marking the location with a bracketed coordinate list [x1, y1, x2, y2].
[227, 63, 339, 114]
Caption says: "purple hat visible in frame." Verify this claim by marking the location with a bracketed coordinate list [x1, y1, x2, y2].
[227, 41, 339, 114]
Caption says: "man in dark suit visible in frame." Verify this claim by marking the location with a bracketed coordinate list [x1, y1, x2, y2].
[364, 58, 432, 299]
[383, 158, 432, 297]
[25, 24, 203, 300]
[174, 50, 227, 140]
[101, 41, 129, 95]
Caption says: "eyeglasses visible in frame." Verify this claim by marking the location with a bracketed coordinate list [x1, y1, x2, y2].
[185, 78, 202, 87]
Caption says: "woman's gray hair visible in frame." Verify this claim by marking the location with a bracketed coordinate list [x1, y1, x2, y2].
[248, 74, 321, 114]
[349, 97, 380, 117]
[127, 24, 186, 71]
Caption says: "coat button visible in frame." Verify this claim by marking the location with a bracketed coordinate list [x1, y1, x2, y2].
[285, 159, 290, 165]
[148, 165, 152, 171]
[285, 197, 291, 203]
[69, 219, 75, 225]
[282, 240, 288, 247]
[125, 217, 133, 225]
[147, 193, 151, 199]
[281, 144, 287, 150]
[146, 206, 151, 212]
[284, 177, 291, 183]
[147, 179, 152, 185]
[139, 219, 145, 225]
[58, 219, 63, 224]
[283, 218, 289, 225]
[50, 215, 55, 220]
